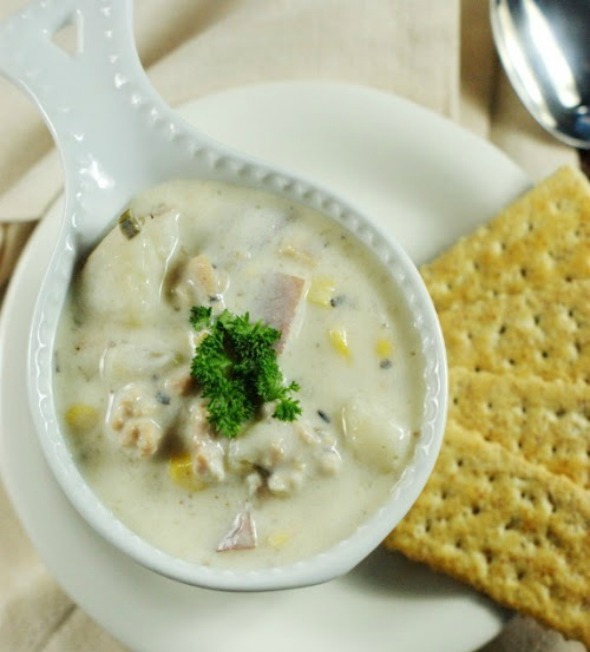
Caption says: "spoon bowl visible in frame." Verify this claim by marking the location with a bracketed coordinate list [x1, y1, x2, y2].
[0, 0, 447, 591]
[490, 0, 590, 149]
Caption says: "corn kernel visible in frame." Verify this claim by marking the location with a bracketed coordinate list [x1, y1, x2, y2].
[307, 275, 336, 306]
[279, 244, 316, 266]
[168, 453, 205, 492]
[375, 337, 394, 359]
[65, 404, 99, 435]
[329, 327, 351, 358]
[268, 531, 290, 548]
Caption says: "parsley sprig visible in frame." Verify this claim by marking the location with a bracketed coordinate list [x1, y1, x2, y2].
[189, 306, 301, 438]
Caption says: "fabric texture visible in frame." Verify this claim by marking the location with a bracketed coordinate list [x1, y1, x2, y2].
[0, 1, 583, 650]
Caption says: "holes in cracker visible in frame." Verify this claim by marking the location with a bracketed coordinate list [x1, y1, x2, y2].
[546, 527, 564, 549]
[568, 341, 583, 363]
[504, 516, 519, 531]
[545, 492, 557, 514]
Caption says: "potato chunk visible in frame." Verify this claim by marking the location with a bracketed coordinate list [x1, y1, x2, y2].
[341, 396, 412, 473]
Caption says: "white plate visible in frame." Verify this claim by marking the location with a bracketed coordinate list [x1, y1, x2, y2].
[0, 81, 527, 652]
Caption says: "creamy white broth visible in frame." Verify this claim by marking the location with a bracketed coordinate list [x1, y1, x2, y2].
[54, 179, 425, 569]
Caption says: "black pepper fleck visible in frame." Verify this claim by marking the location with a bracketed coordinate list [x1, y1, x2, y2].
[156, 391, 171, 405]
[317, 409, 331, 423]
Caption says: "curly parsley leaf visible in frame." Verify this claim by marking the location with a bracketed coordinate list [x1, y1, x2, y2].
[189, 308, 301, 438]
[190, 305, 214, 331]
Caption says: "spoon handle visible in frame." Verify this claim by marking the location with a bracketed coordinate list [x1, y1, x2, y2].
[0, 0, 214, 236]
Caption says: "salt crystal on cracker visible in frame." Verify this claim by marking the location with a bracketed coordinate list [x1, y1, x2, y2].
[421, 166, 590, 312]
[384, 422, 590, 649]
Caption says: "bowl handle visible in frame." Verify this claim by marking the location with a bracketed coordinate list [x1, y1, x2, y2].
[0, 0, 212, 216]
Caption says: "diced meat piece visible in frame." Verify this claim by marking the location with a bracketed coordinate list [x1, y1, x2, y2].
[187, 400, 212, 438]
[171, 254, 227, 309]
[118, 418, 163, 458]
[250, 273, 305, 351]
[108, 382, 156, 429]
[228, 417, 342, 496]
[193, 438, 225, 483]
[107, 382, 168, 458]
[216, 507, 257, 552]
[187, 402, 226, 483]
[227, 420, 292, 477]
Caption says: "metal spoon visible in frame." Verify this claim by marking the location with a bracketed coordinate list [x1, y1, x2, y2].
[490, 0, 590, 149]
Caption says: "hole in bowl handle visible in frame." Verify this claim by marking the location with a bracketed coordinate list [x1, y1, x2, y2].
[0, 0, 198, 201]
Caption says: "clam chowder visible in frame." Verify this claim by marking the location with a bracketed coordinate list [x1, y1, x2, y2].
[54, 179, 425, 569]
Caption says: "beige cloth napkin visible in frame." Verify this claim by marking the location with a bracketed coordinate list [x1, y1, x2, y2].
[0, 1, 584, 651]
